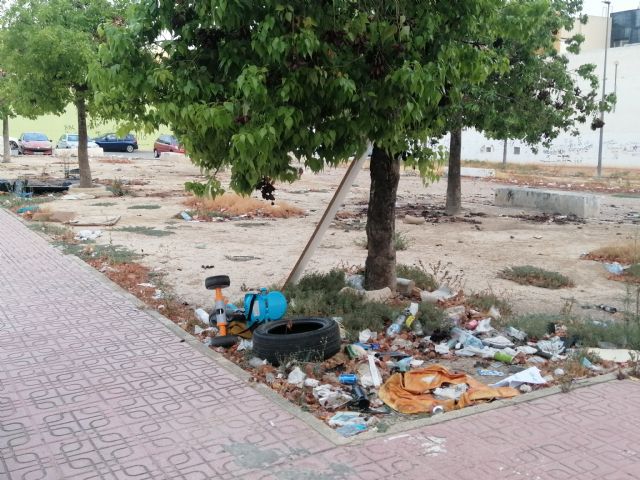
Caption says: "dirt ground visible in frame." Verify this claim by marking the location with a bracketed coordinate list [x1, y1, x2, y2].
[2, 155, 638, 320]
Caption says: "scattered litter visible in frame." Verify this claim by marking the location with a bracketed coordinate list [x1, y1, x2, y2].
[346, 274, 365, 290]
[328, 412, 362, 427]
[536, 337, 565, 358]
[287, 367, 306, 386]
[180, 211, 192, 221]
[410, 359, 425, 368]
[581, 357, 604, 372]
[554, 368, 565, 377]
[505, 326, 527, 341]
[477, 369, 505, 377]
[421, 286, 455, 304]
[482, 335, 514, 349]
[195, 308, 210, 324]
[248, 357, 267, 368]
[433, 384, 468, 401]
[313, 385, 352, 409]
[368, 354, 383, 387]
[434, 343, 450, 355]
[516, 345, 538, 355]
[16, 205, 39, 214]
[152, 290, 165, 300]
[489, 306, 501, 319]
[491, 367, 547, 388]
[138, 283, 156, 288]
[74, 229, 102, 241]
[359, 328, 376, 343]
[519, 384, 533, 393]
[475, 318, 494, 333]
[604, 262, 624, 275]
[304, 378, 320, 388]
[597, 304, 617, 314]
[237, 339, 253, 351]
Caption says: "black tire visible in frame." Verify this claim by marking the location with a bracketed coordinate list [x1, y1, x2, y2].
[153, 149, 160, 158]
[10, 141, 18, 150]
[126, 144, 134, 153]
[252, 317, 341, 365]
[205, 275, 230, 290]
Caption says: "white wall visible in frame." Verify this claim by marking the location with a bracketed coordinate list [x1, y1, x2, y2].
[459, 43, 640, 168]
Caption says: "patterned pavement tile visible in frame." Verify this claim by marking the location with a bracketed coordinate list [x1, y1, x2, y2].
[3, 208, 640, 480]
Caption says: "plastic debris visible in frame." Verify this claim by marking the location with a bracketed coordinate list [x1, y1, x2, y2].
[597, 304, 617, 314]
[368, 354, 383, 387]
[493, 351, 514, 364]
[410, 359, 425, 368]
[434, 343, 450, 355]
[75, 229, 102, 241]
[475, 318, 493, 333]
[346, 274, 365, 290]
[304, 378, 320, 388]
[328, 412, 362, 427]
[237, 339, 253, 351]
[491, 367, 547, 388]
[516, 345, 538, 355]
[604, 262, 624, 275]
[248, 357, 267, 368]
[505, 326, 527, 341]
[536, 337, 565, 358]
[195, 308, 210, 324]
[421, 286, 455, 304]
[359, 328, 376, 343]
[445, 305, 466, 322]
[482, 335, 514, 349]
[433, 384, 468, 401]
[488, 306, 501, 320]
[394, 356, 413, 372]
[519, 384, 533, 393]
[194, 325, 204, 335]
[180, 211, 192, 221]
[287, 367, 306, 386]
[581, 357, 604, 372]
[451, 327, 485, 349]
[313, 385, 353, 409]
[477, 369, 505, 376]
[553, 368, 565, 376]
[336, 423, 368, 437]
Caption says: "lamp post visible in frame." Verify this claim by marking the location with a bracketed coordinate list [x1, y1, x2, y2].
[596, 0, 611, 178]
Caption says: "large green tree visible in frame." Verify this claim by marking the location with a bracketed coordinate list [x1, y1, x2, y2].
[94, 0, 521, 289]
[0, 0, 126, 186]
[444, 0, 608, 214]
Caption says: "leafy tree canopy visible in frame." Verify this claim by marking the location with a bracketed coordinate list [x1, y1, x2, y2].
[94, 0, 526, 197]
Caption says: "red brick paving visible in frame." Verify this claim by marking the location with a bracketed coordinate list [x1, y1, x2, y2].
[1, 209, 640, 479]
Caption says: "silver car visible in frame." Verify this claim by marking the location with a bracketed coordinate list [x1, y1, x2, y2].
[56, 133, 98, 149]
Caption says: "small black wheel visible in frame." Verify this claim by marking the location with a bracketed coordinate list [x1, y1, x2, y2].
[205, 275, 230, 290]
[252, 317, 341, 365]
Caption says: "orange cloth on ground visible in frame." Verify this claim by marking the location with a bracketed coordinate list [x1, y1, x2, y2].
[378, 364, 519, 414]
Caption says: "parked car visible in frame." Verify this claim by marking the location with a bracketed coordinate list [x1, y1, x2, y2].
[93, 133, 138, 153]
[18, 132, 53, 155]
[153, 134, 185, 158]
[56, 133, 98, 149]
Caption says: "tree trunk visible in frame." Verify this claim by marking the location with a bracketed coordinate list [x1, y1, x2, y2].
[76, 96, 92, 188]
[445, 128, 462, 215]
[502, 138, 508, 165]
[2, 114, 9, 163]
[364, 146, 401, 291]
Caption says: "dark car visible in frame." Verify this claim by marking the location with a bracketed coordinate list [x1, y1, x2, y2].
[153, 134, 185, 158]
[93, 133, 138, 153]
[18, 132, 53, 155]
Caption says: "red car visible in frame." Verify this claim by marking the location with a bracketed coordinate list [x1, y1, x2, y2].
[153, 134, 185, 158]
[18, 132, 53, 155]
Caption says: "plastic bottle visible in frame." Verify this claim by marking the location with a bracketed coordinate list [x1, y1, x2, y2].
[195, 308, 210, 324]
[404, 302, 424, 336]
[451, 327, 485, 349]
[387, 308, 410, 337]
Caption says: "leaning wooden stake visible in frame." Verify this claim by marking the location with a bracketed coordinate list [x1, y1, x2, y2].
[284, 145, 371, 287]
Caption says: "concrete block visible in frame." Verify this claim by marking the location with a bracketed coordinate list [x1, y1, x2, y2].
[495, 187, 600, 218]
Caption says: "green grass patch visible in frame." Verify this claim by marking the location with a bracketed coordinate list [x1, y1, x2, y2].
[57, 242, 140, 264]
[128, 204, 161, 210]
[611, 193, 640, 199]
[467, 290, 513, 317]
[396, 264, 437, 291]
[117, 226, 174, 237]
[0, 195, 55, 210]
[284, 269, 397, 337]
[28, 222, 72, 238]
[505, 313, 640, 350]
[355, 232, 412, 251]
[499, 266, 574, 289]
[90, 202, 117, 207]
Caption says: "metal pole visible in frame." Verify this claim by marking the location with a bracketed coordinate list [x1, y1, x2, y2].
[613, 60, 619, 113]
[596, 1, 611, 178]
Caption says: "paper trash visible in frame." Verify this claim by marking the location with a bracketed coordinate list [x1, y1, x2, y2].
[491, 367, 547, 388]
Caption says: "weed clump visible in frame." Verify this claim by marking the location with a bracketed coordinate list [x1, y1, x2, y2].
[499, 266, 574, 289]
[184, 193, 303, 219]
[355, 232, 412, 251]
[117, 226, 174, 237]
[468, 290, 513, 317]
[396, 264, 437, 291]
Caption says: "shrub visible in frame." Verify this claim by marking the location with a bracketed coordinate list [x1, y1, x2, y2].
[499, 266, 574, 289]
